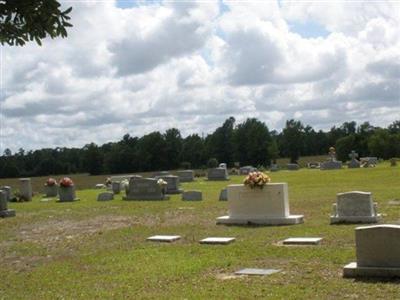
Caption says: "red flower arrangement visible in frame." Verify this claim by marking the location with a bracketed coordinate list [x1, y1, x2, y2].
[45, 178, 57, 186]
[59, 177, 74, 188]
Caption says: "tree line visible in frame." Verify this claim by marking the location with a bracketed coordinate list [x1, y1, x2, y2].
[1, 118, 399, 178]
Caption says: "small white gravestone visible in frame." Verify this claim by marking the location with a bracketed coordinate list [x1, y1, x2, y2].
[97, 192, 114, 201]
[216, 183, 303, 225]
[0, 190, 15, 218]
[182, 191, 202, 201]
[95, 184, 106, 189]
[330, 191, 381, 224]
[19, 178, 32, 201]
[177, 170, 195, 182]
[343, 224, 400, 278]
[235, 268, 281, 276]
[147, 235, 181, 242]
[200, 237, 235, 245]
[282, 237, 322, 245]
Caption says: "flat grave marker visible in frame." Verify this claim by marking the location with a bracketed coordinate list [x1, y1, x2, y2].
[199, 237, 236, 245]
[282, 237, 323, 245]
[147, 235, 181, 242]
[235, 268, 281, 276]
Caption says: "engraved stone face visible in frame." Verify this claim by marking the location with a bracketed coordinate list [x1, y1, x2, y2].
[336, 191, 374, 217]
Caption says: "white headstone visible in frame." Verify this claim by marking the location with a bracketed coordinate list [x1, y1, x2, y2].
[200, 237, 235, 245]
[330, 191, 381, 224]
[282, 237, 322, 245]
[147, 235, 181, 242]
[235, 268, 281, 276]
[19, 178, 32, 201]
[343, 225, 400, 278]
[216, 183, 303, 225]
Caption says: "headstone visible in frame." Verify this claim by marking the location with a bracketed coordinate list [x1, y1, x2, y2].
[207, 168, 229, 181]
[320, 147, 342, 170]
[19, 178, 32, 201]
[219, 188, 227, 201]
[235, 268, 281, 276]
[123, 177, 169, 200]
[95, 184, 106, 189]
[282, 237, 322, 245]
[152, 171, 171, 177]
[110, 174, 140, 183]
[177, 170, 195, 182]
[390, 158, 397, 166]
[330, 191, 381, 224]
[0, 186, 11, 201]
[360, 157, 378, 168]
[44, 185, 58, 197]
[147, 235, 181, 242]
[239, 166, 256, 175]
[0, 190, 15, 218]
[348, 150, 360, 168]
[343, 225, 400, 278]
[270, 164, 279, 172]
[216, 183, 304, 225]
[97, 192, 114, 201]
[307, 162, 320, 169]
[287, 163, 299, 171]
[155, 175, 182, 194]
[219, 163, 227, 169]
[200, 237, 235, 244]
[112, 181, 121, 194]
[58, 186, 79, 202]
[182, 191, 202, 201]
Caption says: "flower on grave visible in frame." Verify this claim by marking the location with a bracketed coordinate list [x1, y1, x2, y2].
[59, 177, 74, 188]
[157, 179, 167, 187]
[105, 177, 112, 185]
[45, 178, 57, 187]
[243, 171, 271, 189]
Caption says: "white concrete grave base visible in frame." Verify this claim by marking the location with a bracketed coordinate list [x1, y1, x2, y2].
[282, 237, 322, 245]
[200, 237, 235, 245]
[235, 268, 281, 276]
[146, 235, 181, 242]
[343, 262, 400, 278]
[216, 183, 303, 225]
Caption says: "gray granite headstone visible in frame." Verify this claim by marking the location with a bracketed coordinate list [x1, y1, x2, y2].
[58, 186, 78, 202]
[155, 175, 182, 194]
[123, 177, 168, 200]
[321, 147, 342, 170]
[177, 170, 195, 182]
[97, 192, 114, 201]
[219, 188, 227, 201]
[270, 164, 279, 172]
[112, 181, 121, 194]
[0, 190, 15, 218]
[239, 166, 256, 175]
[0, 186, 11, 201]
[207, 168, 229, 181]
[44, 185, 58, 197]
[287, 163, 299, 170]
[182, 190, 202, 201]
[348, 151, 360, 168]
[19, 178, 32, 201]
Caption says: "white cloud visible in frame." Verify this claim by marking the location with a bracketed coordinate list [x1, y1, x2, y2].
[1, 0, 399, 152]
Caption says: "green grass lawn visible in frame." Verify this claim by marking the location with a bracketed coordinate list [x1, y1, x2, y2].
[1, 163, 400, 299]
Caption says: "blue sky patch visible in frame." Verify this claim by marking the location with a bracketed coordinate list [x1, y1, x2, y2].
[288, 20, 330, 38]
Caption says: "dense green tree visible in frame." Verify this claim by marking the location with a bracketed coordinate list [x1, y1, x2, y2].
[82, 143, 103, 175]
[0, 0, 73, 46]
[205, 117, 235, 165]
[280, 119, 305, 163]
[181, 134, 205, 168]
[164, 128, 183, 170]
[335, 135, 357, 161]
[137, 132, 167, 171]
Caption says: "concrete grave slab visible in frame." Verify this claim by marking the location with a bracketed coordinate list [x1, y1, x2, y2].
[199, 237, 235, 245]
[282, 237, 323, 245]
[147, 235, 181, 242]
[235, 268, 281, 276]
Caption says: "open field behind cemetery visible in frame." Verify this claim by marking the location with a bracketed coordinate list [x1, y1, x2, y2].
[1, 163, 399, 299]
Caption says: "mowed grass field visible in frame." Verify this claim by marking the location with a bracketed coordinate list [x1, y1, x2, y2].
[0, 163, 399, 299]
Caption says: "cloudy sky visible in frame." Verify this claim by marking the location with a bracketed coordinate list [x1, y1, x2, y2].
[1, 0, 399, 153]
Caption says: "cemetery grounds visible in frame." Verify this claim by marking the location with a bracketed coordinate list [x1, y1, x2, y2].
[0, 162, 399, 299]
